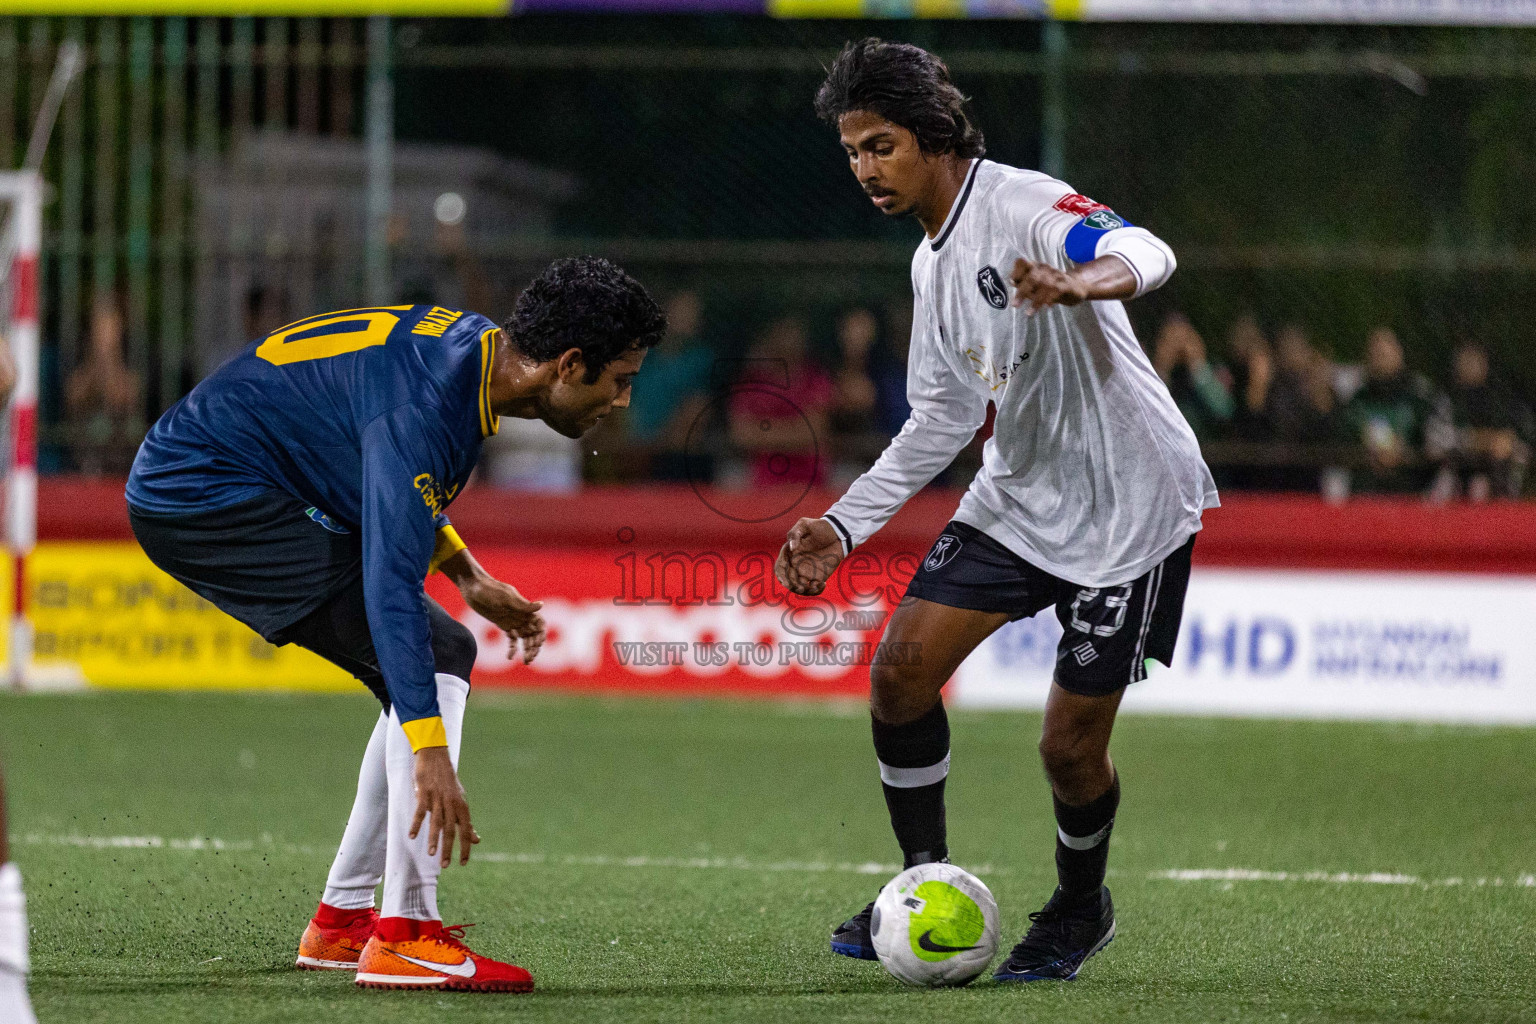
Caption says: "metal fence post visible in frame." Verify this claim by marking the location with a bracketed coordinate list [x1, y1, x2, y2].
[365, 15, 392, 306]
[1041, 20, 1067, 180]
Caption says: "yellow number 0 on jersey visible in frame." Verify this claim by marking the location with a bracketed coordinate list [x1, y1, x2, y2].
[255, 307, 412, 366]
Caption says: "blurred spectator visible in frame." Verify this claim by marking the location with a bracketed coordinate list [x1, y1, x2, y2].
[65, 295, 145, 476]
[728, 317, 832, 488]
[830, 308, 879, 433]
[1266, 324, 1336, 443]
[829, 307, 888, 482]
[874, 299, 914, 437]
[395, 208, 494, 313]
[1438, 342, 1532, 500]
[243, 283, 288, 342]
[1335, 327, 1452, 494]
[624, 291, 714, 481]
[1223, 314, 1273, 440]
[0, 330, 15, 404]
[1152, 314, 1233, 439]
[480, 416, 583, 492]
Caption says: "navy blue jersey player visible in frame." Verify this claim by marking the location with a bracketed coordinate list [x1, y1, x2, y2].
[127, 257, 665, 992]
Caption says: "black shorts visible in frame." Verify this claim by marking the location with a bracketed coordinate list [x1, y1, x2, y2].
[905, 521, 1195, 697]
[129, 489, 475, 710]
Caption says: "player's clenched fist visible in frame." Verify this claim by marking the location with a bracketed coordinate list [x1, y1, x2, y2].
[775, 517, 845, 597]
[1010, 258, 1089, 314]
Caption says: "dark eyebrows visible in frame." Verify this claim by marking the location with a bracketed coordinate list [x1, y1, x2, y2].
[841, 131, 896, 153]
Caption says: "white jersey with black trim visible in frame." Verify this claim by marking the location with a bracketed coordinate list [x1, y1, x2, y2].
[824, 158, 1219, 588]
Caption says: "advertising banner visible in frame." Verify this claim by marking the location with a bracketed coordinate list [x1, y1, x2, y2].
[11, 543, 354, 692]
[18, 540, 1536, 724]
[0, 1, 507, 12]
[424, 545, 906, 698]
[954, 568, 1536, 723]
[1070, 0, 1536, 24]
[9, 0, 1534, 20]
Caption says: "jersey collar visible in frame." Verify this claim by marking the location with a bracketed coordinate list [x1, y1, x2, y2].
[929, 158, 982, 253]
[477, 327, 501, 437]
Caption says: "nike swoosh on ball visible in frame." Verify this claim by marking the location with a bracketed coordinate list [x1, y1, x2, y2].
[916, 930, 980, 954]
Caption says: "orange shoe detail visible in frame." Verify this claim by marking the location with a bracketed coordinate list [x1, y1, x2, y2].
[295, 905, 379, 970]
[355, 919, 533, 993]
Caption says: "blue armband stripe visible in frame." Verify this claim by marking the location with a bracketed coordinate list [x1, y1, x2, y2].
[1064, 213, 1134, 265]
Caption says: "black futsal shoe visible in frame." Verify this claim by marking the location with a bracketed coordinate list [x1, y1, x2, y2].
[830, 900, 879, 961]
[993, 886, 1115, 982]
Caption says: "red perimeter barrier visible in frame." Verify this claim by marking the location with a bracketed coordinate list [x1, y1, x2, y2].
[41, 477, 1536, 574]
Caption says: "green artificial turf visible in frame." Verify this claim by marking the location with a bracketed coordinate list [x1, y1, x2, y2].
[3, 689, 1533, 1023]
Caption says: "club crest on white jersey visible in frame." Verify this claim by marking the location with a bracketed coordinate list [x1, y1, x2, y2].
[975, 266, 1008, 309]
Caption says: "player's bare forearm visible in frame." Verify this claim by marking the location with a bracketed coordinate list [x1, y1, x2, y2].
[1010, 255, 1137, 313]
[437, 545, 488, 589]
[1070, 254, 1139, 301]
[442, 547, 547, 664]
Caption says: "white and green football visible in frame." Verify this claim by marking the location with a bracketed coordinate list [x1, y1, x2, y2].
[869, 862, 1000, 987]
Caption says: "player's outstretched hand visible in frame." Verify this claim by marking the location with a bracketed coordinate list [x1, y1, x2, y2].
[462, 577, 547, 664]
[775, 517, 845, 597]
[410, 746, 481, 868]
[1010, 258, 1088, 314]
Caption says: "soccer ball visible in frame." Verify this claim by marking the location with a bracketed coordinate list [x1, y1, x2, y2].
[870, 862, 1000, 987]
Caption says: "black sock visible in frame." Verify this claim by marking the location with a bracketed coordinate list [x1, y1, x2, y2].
[1053, 772, 1120, 901]
[871, 702, 950, 868]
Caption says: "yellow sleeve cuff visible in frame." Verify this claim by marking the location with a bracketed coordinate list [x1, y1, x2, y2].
[428, 525, 468, 575]
[401, 715, 448, 752]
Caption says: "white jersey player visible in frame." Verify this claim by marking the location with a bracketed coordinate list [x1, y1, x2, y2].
[776, 38, 1217, 983]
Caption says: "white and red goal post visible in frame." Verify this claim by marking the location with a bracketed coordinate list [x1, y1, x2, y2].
[0, 170, 42, 689]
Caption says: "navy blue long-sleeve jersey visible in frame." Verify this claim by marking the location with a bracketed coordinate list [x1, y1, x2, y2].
[126, 304, 499, 749]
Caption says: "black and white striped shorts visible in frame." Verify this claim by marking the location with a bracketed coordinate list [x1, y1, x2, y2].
[904, 521, 1195, 697]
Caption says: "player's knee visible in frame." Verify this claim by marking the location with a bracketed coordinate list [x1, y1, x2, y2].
[431, 616, 478, 682]
[1038, 727, 1100, 785]
[869, 660, 938, 725]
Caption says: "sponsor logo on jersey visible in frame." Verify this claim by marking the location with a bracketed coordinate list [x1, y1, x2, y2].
[1084, 210, 1125, 231]
[1053, 193, 1112, 218]
[413, 473, 460, 517]
[976, 265, 1008, 310]
[964, 347, 1029, 392]
[924, 534, 964, 572]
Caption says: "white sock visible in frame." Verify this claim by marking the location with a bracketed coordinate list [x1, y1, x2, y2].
[320, 712, 390, 911]
[381, 674, 469, 922]
[0, 863, 38, 1024]
[0, 970, 36, 1024]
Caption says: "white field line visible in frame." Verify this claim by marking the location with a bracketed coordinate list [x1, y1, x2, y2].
[13, 834, 1535, 889]
[9, 833, 954, 876]
[1150, 867, 1536, 888]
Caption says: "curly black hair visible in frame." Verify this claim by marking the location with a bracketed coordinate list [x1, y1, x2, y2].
[814, 38, 985, 160]
[503, 257, 667, 382]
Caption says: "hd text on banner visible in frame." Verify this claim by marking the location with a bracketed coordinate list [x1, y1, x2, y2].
[955, 568, 1536, 723]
